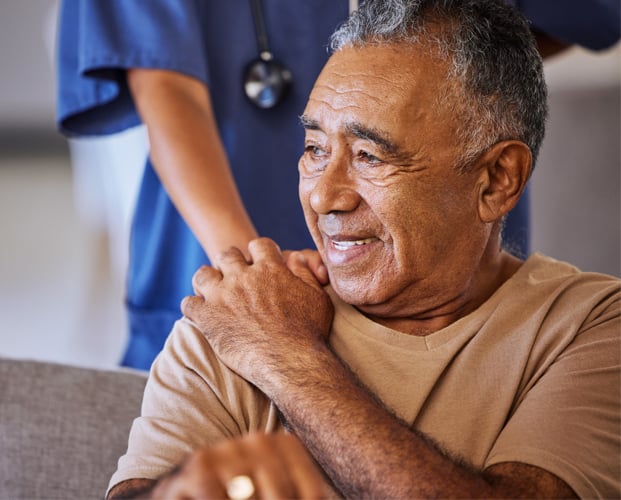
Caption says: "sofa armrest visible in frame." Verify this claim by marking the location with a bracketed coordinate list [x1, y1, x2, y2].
[0, 357, 147, 499]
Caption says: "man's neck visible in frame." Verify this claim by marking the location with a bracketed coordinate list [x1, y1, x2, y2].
[359, 250, 524, 336]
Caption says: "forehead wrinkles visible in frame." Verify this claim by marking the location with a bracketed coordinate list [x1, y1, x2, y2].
[308, 69, 410, 121]
[310, 81, 381, 112]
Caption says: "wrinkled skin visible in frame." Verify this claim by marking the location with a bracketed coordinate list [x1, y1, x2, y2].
[183, 240, 334, 390]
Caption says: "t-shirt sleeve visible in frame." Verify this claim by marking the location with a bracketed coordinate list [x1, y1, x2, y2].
[107, 318, 278, 494]
[485, 289, 621, 499]
[57, 0, 210, 136]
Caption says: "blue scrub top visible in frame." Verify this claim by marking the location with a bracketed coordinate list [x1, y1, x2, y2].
[57, 0, 619, 370]
[57, 0, 349, 369]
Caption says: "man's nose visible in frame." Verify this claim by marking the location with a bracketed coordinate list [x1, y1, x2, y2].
[309, 158, 361, 215]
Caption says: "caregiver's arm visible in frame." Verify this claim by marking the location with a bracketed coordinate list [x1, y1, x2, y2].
[127, 68, 257, 261]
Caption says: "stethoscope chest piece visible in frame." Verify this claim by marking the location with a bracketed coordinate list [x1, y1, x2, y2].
[244, 0, 293, 109]
[244, 52, 292, 109]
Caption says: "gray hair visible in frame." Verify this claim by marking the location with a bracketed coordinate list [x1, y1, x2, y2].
[330, 0, 548, 172]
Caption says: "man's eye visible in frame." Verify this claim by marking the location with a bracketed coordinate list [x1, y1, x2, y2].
[358, 151, 383, 165]
[305, 145, 327, 158]
[300, 145, 328, 175]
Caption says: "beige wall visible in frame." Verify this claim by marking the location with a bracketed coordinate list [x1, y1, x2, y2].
[532, 46, 620, 276]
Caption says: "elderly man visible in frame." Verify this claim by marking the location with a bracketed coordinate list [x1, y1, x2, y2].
[107, 0, 620, 498]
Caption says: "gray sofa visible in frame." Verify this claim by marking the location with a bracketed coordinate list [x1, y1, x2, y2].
[0, 357, 148, 499]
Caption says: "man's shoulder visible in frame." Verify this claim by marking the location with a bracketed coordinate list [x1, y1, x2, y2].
[524, 253, 619, 283]
[155, 316, 225, 377]
[516, 253, 620, 303]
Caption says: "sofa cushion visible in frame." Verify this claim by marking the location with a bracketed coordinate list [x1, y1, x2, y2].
[0, 357, 147, 499]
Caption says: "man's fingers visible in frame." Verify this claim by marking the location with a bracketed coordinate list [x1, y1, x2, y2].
[219, 432, 323, 500]
[286, 251, 325, 289]
[163, 433, 329, 499]
[252, 458, 296, 499]
[215, 246, 251, 272]
[246, 433, 296, 499]
[191, 265, 222, 295]
[292, 249, 329, 285]
[248, 237, 283, 264]
[181, 295, 202, 319]
[278, 433, 329, 499]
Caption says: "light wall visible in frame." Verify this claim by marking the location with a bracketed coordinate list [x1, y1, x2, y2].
[532, 46, 620, 276]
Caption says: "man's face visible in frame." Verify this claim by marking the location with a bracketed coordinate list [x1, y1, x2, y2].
[299, 44, 492, 320]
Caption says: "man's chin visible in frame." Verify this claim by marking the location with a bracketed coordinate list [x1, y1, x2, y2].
[328, 276, 381, 308]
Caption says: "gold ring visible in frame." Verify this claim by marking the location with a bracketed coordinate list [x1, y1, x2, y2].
[226, 474, 255, 500]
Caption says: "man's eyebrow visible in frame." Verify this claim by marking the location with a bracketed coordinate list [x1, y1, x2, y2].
[299, 115, 320, 130]
[299, 116, 402, 157]
[346, 122, 399, 155]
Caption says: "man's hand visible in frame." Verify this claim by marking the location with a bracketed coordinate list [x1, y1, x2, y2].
[181, 238, 334, 389]
[283, 248, 329, 286]
[153, 432, 329, 499]
[108, 432, 330, 499]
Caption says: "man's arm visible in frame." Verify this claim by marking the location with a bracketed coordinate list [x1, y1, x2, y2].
[261, 338, 576, 498]
[182, 238, 577, 499]
[127, 68, 258, 261]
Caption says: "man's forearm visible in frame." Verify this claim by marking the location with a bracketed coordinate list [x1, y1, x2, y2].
[265, 345, 478, 497]
[267, 344, 574, 499]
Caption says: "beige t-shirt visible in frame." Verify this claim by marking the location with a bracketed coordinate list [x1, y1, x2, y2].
[110, 254, 620, 498]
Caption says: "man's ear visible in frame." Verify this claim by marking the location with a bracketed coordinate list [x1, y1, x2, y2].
[476, 140, 532, 223]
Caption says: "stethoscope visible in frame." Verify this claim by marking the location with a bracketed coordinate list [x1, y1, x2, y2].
[243, 0, 359, 109]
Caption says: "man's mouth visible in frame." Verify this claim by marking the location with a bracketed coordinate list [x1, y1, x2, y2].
[332, 237, 378, 250]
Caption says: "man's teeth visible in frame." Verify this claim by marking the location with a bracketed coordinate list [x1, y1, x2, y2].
[333, 238, 376, 250]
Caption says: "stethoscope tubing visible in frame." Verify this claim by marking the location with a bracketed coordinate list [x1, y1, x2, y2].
[249, 0, 272, 60]
[244, 0, 358, 108]
[250, 0, 358, 58]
